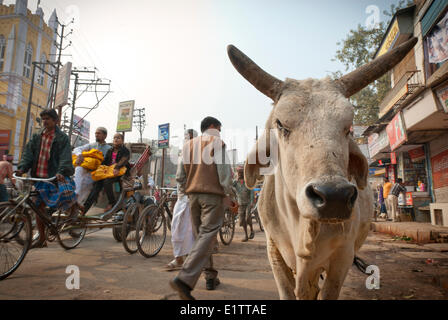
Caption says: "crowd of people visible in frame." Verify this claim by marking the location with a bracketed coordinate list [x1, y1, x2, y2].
[0, 109, 259, 300]
[376, 177, 407, 222]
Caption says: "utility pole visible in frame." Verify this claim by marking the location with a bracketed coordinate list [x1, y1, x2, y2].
[133, 108, 146, 143]
[22, 61, 59, 153]
[68, 73, 79, 142]
[49, 18, 73, 124]
[67, 68, 112, 146]
[22, 63, 37, 154]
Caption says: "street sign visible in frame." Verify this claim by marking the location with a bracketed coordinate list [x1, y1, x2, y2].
[116, 100, 135, 132]
[55, 62, 72, 108]
[72, 115, 90, 140]
[158, 123, 170, 149]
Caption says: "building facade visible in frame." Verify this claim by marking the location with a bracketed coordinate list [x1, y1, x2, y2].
[365, 0, 448, 226]
[0, 0, 58, 162]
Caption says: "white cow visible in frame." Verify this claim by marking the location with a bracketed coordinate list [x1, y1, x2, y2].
[227, 38, 417, 299]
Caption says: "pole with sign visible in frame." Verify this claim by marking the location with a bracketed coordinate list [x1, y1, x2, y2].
[116, 100, 135, 133]
[158, 123, 170, 187]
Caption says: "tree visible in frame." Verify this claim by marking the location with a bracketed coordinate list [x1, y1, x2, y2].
[333, 0, 414, 126]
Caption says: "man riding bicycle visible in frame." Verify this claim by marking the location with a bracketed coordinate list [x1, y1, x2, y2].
[16, 109, 76, 248]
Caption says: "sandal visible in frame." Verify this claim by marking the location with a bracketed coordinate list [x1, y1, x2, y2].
[165, 259, 183, 271]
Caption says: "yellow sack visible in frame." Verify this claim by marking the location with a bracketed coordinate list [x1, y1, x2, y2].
[82, 149, 104, 162]
[81, 158, 102, 171]
[91, 164, 127, 182]
[72, 149, 104, 171]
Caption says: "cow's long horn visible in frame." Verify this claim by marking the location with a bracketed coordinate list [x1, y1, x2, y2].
[227, 45, 283, 101]
[335, 37, 418, 98]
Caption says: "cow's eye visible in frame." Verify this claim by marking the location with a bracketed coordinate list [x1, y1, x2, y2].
[276, 119, 290, 138]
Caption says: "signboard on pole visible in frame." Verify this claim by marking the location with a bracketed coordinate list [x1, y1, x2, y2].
[158, 123, 170, 149]
[116, 100, 135, 132]
[72, 115, 90, 140]
[55, 62, 72, 108]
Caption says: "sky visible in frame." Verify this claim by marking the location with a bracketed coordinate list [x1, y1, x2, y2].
[6, 0, 405, 162]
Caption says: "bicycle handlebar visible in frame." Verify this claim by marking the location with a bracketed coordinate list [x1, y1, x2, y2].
[13, 173, 57, 182]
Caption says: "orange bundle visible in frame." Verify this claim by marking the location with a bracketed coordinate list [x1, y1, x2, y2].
[72, 149, 104, 171]
[91, 164, 127, 182]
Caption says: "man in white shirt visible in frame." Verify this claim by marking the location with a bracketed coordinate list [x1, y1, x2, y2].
[73, 127, 112, 204]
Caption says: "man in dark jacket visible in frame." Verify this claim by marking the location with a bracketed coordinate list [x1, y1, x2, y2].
[17, 108, 76, 247]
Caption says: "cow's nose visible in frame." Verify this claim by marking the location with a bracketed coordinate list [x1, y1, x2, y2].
[305, 181, 358, 221]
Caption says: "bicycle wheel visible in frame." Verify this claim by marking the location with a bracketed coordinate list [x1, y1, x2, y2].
[219, 209, 235, 245]
[121, 203, 139, 254]
[136, 204, 166, 258]
[56, 204, 86, 250]
[112, 226, 122, 242]
[0, 202, 32, 281]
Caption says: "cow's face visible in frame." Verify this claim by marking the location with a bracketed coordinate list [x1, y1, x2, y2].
[227, 38, 417, 222]
[271, 79, 362, 222]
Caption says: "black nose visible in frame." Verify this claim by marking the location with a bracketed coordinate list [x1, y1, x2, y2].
[305, 181, 358, 221]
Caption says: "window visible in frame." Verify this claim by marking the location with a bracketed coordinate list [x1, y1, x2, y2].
[0, 36, 5, 72]
[36, 54, 46, 86]
[23, 43, 32, 78]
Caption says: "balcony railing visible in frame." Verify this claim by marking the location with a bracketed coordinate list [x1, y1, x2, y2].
[378, 70, 424, 117]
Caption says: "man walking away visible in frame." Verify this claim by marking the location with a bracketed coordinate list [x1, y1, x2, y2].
[170, 117, 232, 300]
[232, 166, 254, 242]
[383, 177, 392, 219]
[166, 129, 198, 271]
[389, 178, 407, 222]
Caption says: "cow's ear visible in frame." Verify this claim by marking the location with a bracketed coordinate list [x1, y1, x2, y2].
[244, 129, 273, 189]
[348, 139, 368, 190]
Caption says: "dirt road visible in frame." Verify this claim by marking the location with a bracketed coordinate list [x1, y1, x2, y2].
[1, 225, 447, 300]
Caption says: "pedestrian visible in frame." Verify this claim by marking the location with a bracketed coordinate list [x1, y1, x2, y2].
[377, 184, 387, 219]
[170, 116, 232, 300]
[383, 177, 392, 219]
[166, 129, 198, 271]
[388, 178, 407, 222]
[0, 154, 15, 202]
[147, 174, 155, 196]
[232, 166, 254, 242]
[83, 133, 131, 213]
[16, 109, 76, 248]
[72, 127, 112, 205]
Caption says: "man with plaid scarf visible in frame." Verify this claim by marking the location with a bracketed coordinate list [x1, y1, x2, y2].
[17, 109, 76, 248]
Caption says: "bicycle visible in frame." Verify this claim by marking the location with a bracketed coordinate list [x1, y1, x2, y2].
[219, 198, 237, 246]
[135, 187, 177, 258]
[74, 177, 146, 255]
[0, 175, 86, 281]
[250, 200, 264, 232]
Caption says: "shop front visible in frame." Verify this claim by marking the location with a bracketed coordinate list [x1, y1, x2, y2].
[387, 112, 433, 222]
